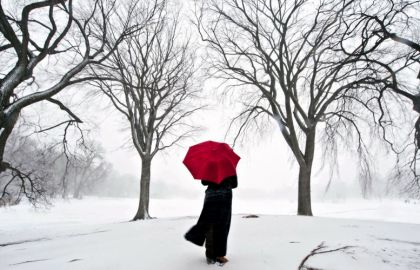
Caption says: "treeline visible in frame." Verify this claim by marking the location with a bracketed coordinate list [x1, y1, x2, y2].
[1, 130, 107, 205]
[1, 130, 142, 206]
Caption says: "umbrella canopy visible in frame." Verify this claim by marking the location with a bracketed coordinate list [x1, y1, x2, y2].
[183, 140, 240, 184]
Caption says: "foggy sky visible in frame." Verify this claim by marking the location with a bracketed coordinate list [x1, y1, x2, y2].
[90, 81, 392, 203]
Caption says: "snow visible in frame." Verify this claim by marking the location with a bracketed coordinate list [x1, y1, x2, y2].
[1, 197, 420, 270]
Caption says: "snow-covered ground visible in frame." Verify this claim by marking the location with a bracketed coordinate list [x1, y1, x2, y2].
[1, 197, 420, 270]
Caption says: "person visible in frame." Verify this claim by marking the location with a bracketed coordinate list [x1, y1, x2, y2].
[184, 175, 238, 265]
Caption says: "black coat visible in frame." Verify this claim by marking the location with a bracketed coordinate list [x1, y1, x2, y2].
[201, 175, 238, 190]
[184, 176, 237, 258]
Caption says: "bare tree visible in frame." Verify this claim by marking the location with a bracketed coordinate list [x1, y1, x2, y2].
[0, 0, 140, 203]
[91, 0, 202, 220]
[0, 120, 111, 205]
[195, 0, 415, 215]
[357, 1, 420, 78]
[71, 141, 110, 199]
[342, 0, 420, 196]
[0, 130, 50, 206]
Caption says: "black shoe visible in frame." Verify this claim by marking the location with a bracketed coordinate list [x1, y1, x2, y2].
[206, 257, 216, 264]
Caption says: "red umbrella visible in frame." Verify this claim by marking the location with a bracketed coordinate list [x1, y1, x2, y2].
[183, 140, 240, 184]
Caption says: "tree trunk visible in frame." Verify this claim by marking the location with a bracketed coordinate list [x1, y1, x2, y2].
[73, 167, 88, 199]
[0, 110, 19, 171]
[297, 128, 316, 216]
[297, 165, 313, 216]
[132, 157, 152, 220]
[61, 160, 70, 199]
[73, 177, 83, 199]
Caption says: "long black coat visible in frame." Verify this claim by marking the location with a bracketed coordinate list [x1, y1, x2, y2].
[184, 176, 237, 259]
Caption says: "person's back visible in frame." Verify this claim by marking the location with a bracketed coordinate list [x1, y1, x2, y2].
[185, 175, 237, 265]
[201, 175, 238, 190]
